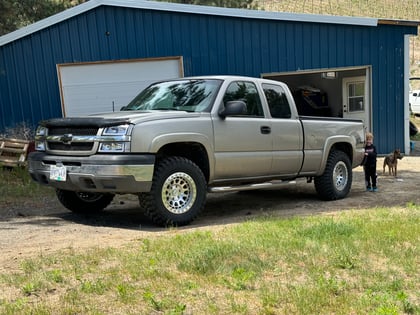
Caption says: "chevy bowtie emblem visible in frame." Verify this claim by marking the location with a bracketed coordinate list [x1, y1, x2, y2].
[61, 133, 73, 144]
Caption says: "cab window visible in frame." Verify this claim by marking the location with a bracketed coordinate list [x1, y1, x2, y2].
[222, 81, 264, 117]
[263, 83, 292, 118]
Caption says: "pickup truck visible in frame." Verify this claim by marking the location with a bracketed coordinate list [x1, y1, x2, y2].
[28, 75, 365, 226]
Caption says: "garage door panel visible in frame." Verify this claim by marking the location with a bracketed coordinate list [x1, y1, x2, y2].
[62, 81, 155, 116]
[58, 57, 183, 117]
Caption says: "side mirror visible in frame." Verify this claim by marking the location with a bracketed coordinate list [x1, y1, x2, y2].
[218, 100, 247, 119]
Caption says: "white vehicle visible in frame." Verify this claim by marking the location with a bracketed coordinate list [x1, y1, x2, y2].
[409, 77, 420, 115]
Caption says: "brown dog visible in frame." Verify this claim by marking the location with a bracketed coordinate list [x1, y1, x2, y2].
[383, 149, 403, 176]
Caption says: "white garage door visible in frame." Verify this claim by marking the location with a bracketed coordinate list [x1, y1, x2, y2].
[57, 57, 183, 117]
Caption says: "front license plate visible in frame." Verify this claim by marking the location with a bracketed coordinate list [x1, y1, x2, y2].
[50, 165, 67, 181]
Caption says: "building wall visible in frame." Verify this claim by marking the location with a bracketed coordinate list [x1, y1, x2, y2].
[0, 5, 417, 153]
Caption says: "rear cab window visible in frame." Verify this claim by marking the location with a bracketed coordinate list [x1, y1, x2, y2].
[262, 83, 292, 119]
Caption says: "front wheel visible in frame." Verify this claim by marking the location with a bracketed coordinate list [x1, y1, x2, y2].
[139, 156, 207, 227]
[314, 150, 352, 200]
[56, 189, 114, 213]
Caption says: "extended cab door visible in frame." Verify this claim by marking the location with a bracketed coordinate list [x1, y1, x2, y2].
[262, 83, 304, 176]
[212, 80, 273, 179]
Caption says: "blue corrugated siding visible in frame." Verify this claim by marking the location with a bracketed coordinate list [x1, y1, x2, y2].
[0, 5, 417, 153]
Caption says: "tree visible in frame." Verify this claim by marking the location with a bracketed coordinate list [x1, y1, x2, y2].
[156, 0, 257, 9]
[0, 1, 18, 35]
[0, 0, 256, 37]
[0, 0, 86, 36]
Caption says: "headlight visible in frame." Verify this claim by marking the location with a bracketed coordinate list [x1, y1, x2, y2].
[35, 141, 46, 151]
[35, 126, 47, 136]
[98, 142, 128, 152]
[34, 126, 47, 151]
[102, 125, 130, 136]
[99, 124, 132, 152]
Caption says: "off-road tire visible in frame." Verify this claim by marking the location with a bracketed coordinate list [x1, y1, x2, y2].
[139, 156, 207, 227]
[314, 150, 352, 200]
[56, 189, 114, 213]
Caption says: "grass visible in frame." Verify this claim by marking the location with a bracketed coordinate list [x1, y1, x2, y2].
[0, 167, 54, 210]
[0, 204, 419, 314]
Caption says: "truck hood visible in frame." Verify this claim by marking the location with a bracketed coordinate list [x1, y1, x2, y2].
[90, 110, 203, 124]
[41, 110, 203, 128]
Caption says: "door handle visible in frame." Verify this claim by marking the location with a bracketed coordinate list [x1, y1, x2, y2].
[260, 126, 271, 134]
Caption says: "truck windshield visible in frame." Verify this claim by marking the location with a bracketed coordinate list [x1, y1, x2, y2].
[122, 79, 222, 112]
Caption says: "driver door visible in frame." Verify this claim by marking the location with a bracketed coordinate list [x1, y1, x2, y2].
[212, 80, 273, 180]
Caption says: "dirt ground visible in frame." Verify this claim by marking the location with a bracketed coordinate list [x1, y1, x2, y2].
[1, 154, 419, 272]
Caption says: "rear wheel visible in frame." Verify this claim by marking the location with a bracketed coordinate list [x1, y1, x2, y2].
[56, 189, 114, 213]
[314, 150, 352, 200]
[139, 156, 207, 227]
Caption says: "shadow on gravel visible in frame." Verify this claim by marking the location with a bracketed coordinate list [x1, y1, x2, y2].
[1, 182, 324, 231]
[2, 166, 419, 231]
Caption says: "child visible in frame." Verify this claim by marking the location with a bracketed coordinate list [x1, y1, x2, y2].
[363, 132, 378, 192]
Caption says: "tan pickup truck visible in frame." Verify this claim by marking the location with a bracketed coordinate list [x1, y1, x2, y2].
[29, 76, 365, 226]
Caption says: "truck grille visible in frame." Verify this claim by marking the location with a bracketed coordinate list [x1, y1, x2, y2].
[46, 127, 99, 154]
[48, 127, 99, 136]
[48, 142, 94, 151]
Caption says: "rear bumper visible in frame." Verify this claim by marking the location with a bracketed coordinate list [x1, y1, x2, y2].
[28, 152, 155, 193]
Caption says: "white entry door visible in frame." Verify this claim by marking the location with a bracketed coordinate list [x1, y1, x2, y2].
[342, 76, 370, 131]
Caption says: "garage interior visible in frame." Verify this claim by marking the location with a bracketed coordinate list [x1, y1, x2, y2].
[264, 67, 370, 130]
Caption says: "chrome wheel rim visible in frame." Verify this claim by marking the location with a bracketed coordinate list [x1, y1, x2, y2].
[162, 172, 197, 214]
[333, 161, 348, 191]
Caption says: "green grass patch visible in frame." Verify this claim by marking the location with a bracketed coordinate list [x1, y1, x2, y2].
[0, 167, 54, 210]
[0, 206, 418, 314]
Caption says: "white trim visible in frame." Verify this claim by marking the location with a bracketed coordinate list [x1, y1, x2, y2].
[262, 66, 370, 78]
[404, 35, 411, 155]
[0, 0, 378, 47]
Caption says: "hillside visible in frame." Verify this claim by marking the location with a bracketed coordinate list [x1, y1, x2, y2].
[258, 0, 419, 20]
[257, 0, 420, 79]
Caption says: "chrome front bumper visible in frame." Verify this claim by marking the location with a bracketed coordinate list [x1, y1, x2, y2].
[28, 152, 155, 193]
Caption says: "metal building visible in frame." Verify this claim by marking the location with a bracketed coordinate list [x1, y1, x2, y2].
[0, 0, 418, 154]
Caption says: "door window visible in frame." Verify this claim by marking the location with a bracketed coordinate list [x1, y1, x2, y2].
[348, 82, 365, 112]
[262, 83, 292, 118]
[223, 81, 264, 117]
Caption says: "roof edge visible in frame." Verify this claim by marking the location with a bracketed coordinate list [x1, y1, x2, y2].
[0, 0, 380, 47]
[378, 18, 420, 27]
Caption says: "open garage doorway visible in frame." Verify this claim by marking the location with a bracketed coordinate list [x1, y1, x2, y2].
[262, 66, 371, 132]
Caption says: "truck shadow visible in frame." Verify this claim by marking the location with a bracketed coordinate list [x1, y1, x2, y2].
[5, 166, 419, 230]
[49, 187, 323, 231]
[74, 167, 419, 230]
[38, 183, 362, 230]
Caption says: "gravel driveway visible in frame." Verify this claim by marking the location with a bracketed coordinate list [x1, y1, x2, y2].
[1, 156, 419, 272]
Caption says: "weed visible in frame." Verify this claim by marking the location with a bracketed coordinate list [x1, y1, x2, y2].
[143, 289, 164, 311]
[79, 279, 107, 295]
[21, 282, 40, 296]
[1, 121, 34, 140]
[116, 282, 136, 304]
[46, 269, 64, 283]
